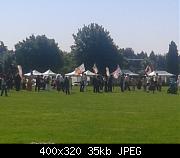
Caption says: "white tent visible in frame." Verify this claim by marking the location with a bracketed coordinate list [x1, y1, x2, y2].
[121, 69, 139, 76]
[43, 69, 56, 76]
[65, 71, 82, 86]
[65, 71, 81, 77]
[84, 70, 97, 76]
[24, 70, 42, 76]
[148, 71, 174, 77]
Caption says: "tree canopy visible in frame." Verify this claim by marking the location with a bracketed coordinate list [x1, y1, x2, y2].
[166, 41, 179, 76]
[71, 23, 120, 74]
[15, 35, 63, 73]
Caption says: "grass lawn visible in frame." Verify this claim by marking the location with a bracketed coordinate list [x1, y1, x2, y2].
[0, 86, 179, 144]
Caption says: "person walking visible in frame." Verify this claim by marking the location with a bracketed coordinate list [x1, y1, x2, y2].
[1, 75, 8, 96]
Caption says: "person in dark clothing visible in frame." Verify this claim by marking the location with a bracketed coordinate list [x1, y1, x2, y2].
[99, 75, 104, 92]
[1, 75, 8, 96]
[80, 75, 85, 92]
[14, 73, 21, 91]
[149, 77, 155, 93]
[0, 77, 2, 90]
[124, 74, 131, 91]
[35, 76, 41, 92]
[108, 75, 113, 92]
[56, 76, 61, 92]
[104, 75, 108, 92]
[92, 76, 97, 93]
[120, 74, 125, 92]
[64, 77, 70, 95]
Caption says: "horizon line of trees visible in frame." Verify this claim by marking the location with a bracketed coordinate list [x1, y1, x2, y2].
[0, 23, 179, 76]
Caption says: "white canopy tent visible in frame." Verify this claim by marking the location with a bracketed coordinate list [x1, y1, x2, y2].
[84, 70, 97, 76]
[24, 70, 42, 76]
[65, 71, 81, 86]
[65, 71, 79, 77]
[43, 69, 56, 76]
[148, 70, 175, 83]
[121, 69, 139, 76]
[148, 71, 174, 77]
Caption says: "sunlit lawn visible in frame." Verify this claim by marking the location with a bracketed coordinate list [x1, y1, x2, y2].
[0, 86, 179, 143]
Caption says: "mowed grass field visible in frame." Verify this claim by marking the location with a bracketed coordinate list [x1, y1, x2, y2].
[0, 86, 179, 144]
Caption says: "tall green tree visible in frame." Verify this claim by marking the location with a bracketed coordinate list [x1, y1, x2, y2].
[61, 52, 76, 74]
[149, 51, 157, 69]
[71, 23, 120, 74]
[15, 35, 63, 72]
[0, 41, 16, 74]
[166, 41, 179, 76]
[0, 41, 7, 53]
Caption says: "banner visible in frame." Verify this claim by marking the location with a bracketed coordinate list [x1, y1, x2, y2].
[17, 65, 23, 79]
[145, 65, 152, 75]
[106, 67, 110, 77]
[112, 65, 122, 79]
[75, 63, 85, 75]
[92, 64, 98, 74]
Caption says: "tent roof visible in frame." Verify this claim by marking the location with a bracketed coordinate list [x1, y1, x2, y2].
[149, 70, 175, 76]
[84, 70, 97, 76]
[24, 70, 42, 76]
[121, 69, 139, 76]
[65, 71, 80, 76]
[43, 69, 56, 76]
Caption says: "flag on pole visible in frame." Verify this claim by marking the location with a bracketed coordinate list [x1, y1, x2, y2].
[106, 67, 110, 77]
[112, 65, 122, 79]
[145, 65, 152, 75]
[92, 63, 98, 74]
[17, 65, 23, 79]
[75, 63, 85, 75]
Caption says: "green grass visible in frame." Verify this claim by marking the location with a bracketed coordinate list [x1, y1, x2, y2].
[0, 86, 179, 144]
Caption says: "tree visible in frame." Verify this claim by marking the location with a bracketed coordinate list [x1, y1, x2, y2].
[0, 41, 7, 53]
[0, 41, 16, 74]
[149, 51, 157, 69]
[61, 52, 76, 74]
[15, 35, 63, 72]
[71, 23, 120, 74]
[166, 41, 179, 76]
[156, 54, 166, 70]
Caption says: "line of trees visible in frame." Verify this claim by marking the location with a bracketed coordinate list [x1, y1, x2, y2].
[0, 23, 179, 76]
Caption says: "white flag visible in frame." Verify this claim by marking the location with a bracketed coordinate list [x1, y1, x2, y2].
[17, 65, 23, 79]
[112, 65, 122, 79]
[106, 67, 110, 77]
[145, 65, 152, 75]
[92, 64, 98, 74]
[75, 63, 85, 75]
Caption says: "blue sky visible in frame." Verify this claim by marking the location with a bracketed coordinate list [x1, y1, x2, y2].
[0, 0, 179, 54]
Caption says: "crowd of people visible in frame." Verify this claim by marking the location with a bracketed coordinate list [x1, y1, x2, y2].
[0, 72, 180, 96]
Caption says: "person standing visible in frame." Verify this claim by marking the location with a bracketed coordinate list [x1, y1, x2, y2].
[1, 75, 8, 96]
[27, 77, 32, 91]
[14, 73, 21, 91]
[108, 75, 113, 92]
[64, 77, 70, 95]
[157, 76, 162, 92]
[80, 74, 85, 92]
[104, 75, 108, 92]
[35, 76, 41, 92]
[177, 75, 180, 91]
[120, 74, 125, 92]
